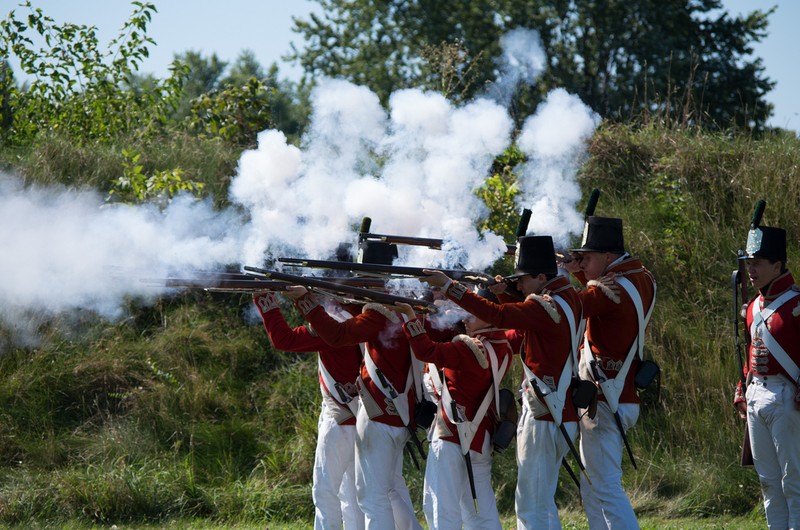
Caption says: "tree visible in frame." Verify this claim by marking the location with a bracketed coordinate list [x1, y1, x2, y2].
[0, 1, 185, 145]
[170, 50, 228, 119]
[290, 0, 774, 129]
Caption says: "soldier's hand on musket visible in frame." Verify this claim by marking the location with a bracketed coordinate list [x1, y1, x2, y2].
[562, 254, 582, 274]
[419, 269, 451, 289]
[394, 302, 417, 321]
[489, 275, 507, 295]
[283, 285, 308, 300]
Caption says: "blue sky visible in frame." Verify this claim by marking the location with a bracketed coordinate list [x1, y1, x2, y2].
[4, 0, 796, 132]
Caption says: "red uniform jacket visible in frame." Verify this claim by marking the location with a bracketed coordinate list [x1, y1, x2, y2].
[440, 275, 582, 423]
[294, 292, 418, 429]
[402, 321, 512, 454]
[253, 292, 362, 426]
[745, 272, 800, 381]
[573, 256, 656, 405]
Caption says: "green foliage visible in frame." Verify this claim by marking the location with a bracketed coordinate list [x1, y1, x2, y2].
[476, 144, 525, 240]
[0, 1, 186, 146]
[293, 0, 774, 129]
[185, 77, 272, 148]
[108, 148, 205, 205]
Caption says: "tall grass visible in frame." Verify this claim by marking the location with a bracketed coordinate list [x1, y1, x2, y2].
[0, 123, 799, 525]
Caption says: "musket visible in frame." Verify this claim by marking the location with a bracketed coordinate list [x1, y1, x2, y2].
[163, 276, 387, 293]
[243, 266, 437, 314]
[589, 360, 638, 470]
[732, 199, 764, 466]
[359, 232, 519, 256]
[357, 207, 532, 258]
[530, 379, 592, 485]
[448, 401, 479, 512]
[276, 258, 496, 286]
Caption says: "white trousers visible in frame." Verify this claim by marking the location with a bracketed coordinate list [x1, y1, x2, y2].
[516, 403, 578, 530]
[579, 401, 640, 529]
[354, 405, 423, 530]
[423, 434, 501, 530]
[313, 402, 365, 530]
[747, 375, 800, 530]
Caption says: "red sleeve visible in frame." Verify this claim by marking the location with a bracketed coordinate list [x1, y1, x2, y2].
[444, 281, 561, 334]
[257, 306, 328, 353]
[577, 282, 622, 318]
[295, 293, 384, 347]
[403, 319, 474, 369]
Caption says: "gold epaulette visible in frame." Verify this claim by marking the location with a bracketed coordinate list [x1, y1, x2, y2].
[452, 335, 489, 369]
[453, 335, 489, 368]
[524, 293, 561, 323]
[363, 302, 401, 324]
[587, 277, 622, 304]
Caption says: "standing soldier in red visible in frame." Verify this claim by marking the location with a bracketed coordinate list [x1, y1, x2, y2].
[252, 290, 365, 530]
[420, 235, 583, 530]
[733, 222, 800, 530]
[394, 289, 513, 529]
[564, 216, 656, 529]
[285, 240, 424, 530]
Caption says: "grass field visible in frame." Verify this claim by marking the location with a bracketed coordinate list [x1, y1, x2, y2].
[7, 512, 768, 530]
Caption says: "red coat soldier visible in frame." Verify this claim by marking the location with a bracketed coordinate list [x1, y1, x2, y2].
[396, 290, 513, 529]
[253, 291, 364, 530]
[421, 235, 583, 530]
[285, 241, 424, 530]
[565, 215, 656, 529]
[733, 223, 800, 530]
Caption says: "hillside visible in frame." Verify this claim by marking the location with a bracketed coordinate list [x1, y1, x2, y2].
[1, 123, 799, 526]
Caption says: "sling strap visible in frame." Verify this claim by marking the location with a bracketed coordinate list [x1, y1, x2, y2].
[750, 290, 800, 382]
[584, 275, 656, 413]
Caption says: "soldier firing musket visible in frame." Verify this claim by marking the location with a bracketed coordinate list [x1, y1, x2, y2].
[281, 239, 435, 528]
[562, 190, 656, 528]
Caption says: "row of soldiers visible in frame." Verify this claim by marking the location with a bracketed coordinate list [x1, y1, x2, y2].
[250, 208, 799, 530]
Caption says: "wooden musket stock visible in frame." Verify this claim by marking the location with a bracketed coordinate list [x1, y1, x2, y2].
[243, 266, 437, 313]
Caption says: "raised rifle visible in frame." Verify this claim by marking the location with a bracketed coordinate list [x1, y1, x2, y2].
[357, 207, 532, 257]
[359, 232, 518, 256]
[276, 258, 497, 286]
[243, 266, 437, 314]
[732, 199, 764, 466]
[163, 275, 387, 293]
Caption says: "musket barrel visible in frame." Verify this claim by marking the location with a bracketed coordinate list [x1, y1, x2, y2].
[276, 258, 496, 286]
[243, 266, 437, 313]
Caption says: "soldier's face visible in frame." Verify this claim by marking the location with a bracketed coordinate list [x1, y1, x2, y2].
[516, 273, 546, 296]
[576, 252, 609, 280]
[747, 257, 782, 291]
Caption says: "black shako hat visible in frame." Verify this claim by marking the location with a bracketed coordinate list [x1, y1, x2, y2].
[571, 216, 625, 254]
[507, 236, 558, 279]
[357, 240, 398, 265]
[740, 225, 787, 263]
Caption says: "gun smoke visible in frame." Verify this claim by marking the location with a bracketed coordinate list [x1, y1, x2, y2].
[0, 28, 597, 344]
